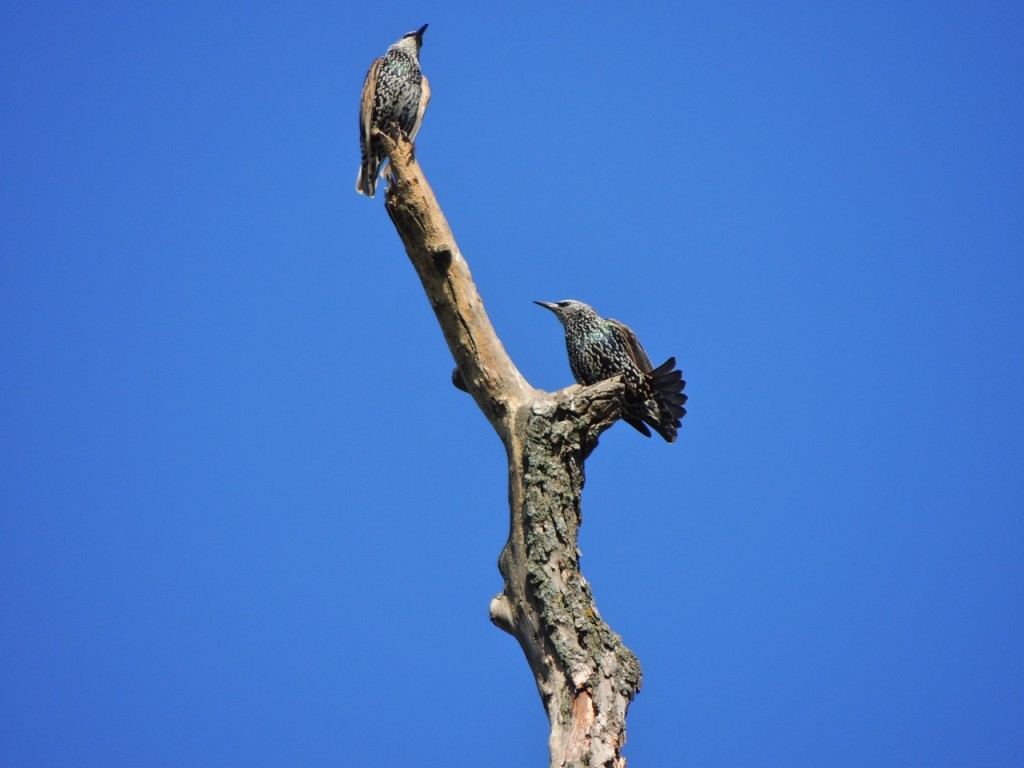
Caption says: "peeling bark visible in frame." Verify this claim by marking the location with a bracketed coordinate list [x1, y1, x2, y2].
[378, 128, 642, 767]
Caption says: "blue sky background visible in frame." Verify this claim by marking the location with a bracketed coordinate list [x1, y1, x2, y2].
[2, 2, 1022, 765]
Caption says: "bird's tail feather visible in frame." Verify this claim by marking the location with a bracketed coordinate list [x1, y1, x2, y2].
[356, 158, 377, 197]
[355, 155, 392, 198]
[623, 416, 653, 438]
[643, 357, 688, 442]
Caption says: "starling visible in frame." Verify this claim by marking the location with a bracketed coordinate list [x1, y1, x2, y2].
[535, 300, 687, 442]
[356, 24, 431, 198]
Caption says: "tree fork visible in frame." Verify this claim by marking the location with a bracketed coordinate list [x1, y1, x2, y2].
[378, 128, 643, 767]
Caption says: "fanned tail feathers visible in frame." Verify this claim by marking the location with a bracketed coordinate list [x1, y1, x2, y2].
[639, 356, 688, 443]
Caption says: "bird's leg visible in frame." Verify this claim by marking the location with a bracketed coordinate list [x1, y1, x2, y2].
[383, 120, 417, 161]
[383, 121, 403, 144]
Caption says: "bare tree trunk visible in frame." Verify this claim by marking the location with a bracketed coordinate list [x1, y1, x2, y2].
[377, 129, 643, 768]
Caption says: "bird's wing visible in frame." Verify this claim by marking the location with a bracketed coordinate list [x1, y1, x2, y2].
[359, 58, 382, 145]
[608, 318, 654, 373]
[408, 74, 431, 141]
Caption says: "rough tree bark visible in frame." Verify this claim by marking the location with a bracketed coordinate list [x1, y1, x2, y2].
[378, 128, 643, 768]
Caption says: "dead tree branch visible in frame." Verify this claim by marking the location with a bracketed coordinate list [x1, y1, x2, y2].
[378, 128, 643, 768]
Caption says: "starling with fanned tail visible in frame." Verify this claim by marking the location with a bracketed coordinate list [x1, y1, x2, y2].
[535, 300, 687, 443]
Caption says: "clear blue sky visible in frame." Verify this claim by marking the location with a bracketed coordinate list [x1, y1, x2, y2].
[2, 2, 1022, 765]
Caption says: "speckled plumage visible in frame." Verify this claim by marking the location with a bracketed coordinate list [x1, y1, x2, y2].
[536, 300, 687, 442]
[356, 24, 430, 198]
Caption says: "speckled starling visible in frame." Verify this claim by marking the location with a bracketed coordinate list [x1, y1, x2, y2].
[356, 24, 431, 198]
[535, 300, 687, 443]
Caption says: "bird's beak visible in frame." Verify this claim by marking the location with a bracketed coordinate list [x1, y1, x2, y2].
[415, 24, 428, 44]
[534, 301, 558, 313]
